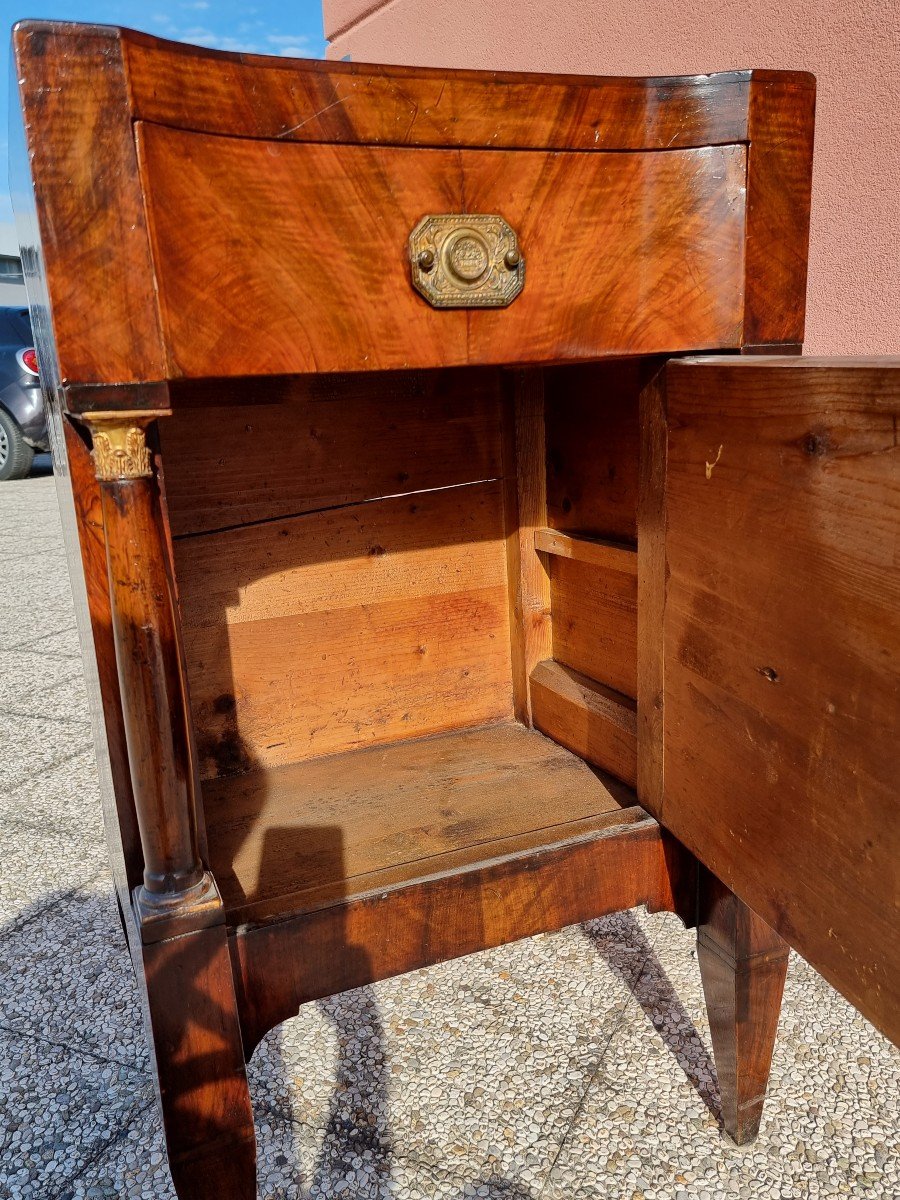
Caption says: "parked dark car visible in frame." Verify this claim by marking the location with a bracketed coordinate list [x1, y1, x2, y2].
[0, 305, 47, 480]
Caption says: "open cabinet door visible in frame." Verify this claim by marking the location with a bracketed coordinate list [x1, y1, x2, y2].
[639, 357, 899, 1045]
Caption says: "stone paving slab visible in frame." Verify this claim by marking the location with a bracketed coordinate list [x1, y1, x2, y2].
[0, 556, 78, 604]
[1, 543, 67, 566]
[245, 918, 655, 1198]
[543, 920, 900, 1200]
[0, 650, 88, 723]
[55, 1115, 178, 1200]
[0, 830, 107, 930]
[0, 750, 103, 843]
[0, 604, 79, 655]
[1, 474, 898, 1200]
[18, 625, 85, 660]
[0, 884, 148, 1072]
[0, 1028, 151, 1200]
[0, 712, 92, 793]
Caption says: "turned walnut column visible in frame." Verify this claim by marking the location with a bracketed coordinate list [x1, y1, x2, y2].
[85, 412, 219, 940]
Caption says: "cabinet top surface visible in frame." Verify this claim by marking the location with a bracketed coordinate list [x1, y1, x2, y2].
[13, 20, 815, 95]
[12, 20, 816, 161]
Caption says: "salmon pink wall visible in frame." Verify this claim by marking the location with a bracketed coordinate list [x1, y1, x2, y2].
[323, 0, 899, 355]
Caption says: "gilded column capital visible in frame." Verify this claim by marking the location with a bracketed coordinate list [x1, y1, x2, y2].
[83, 411, 166, 483]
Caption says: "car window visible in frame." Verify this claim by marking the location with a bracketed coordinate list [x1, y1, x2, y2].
[0, 307, 33, 348]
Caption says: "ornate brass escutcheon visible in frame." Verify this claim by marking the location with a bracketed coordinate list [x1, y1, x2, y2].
[409, 214, 524, 308]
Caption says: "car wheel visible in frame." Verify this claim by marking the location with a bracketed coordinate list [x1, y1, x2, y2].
[0, 406, 35, 481]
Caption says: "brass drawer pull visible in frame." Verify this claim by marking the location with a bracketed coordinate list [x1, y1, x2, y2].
[409, 214, 525, 308]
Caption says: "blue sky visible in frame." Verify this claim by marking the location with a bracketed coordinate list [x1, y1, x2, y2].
[0, 0, 327, 228]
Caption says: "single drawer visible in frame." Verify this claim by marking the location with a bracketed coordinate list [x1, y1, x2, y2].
[137, 124, 746, 377]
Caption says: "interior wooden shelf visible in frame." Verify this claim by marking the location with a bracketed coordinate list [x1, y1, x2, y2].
[530, 659, 638, 788]
[202, 722, 639, 927]
[534, 527, 638, 573]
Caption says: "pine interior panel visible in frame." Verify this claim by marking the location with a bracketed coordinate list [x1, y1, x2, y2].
[161, 369, 503, 536]
[644, 358, 900, 1044]
[137, 124, 747, 377]
[175, 481, 511, 778]
[550, 555, 638, 699]
[545, 361, 650, 542]
[164, 375, 513, 779]
[541, 361, 644, 732]
[534, 528, 637, 575]
[502, 371, 552, 724]
[202, 722, 639, 926]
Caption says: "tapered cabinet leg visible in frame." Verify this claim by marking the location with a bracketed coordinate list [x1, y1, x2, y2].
[144, 926, 257, 1199]
[697, 871, 790, 1145]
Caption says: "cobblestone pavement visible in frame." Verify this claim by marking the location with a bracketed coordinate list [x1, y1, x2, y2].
[1, 472, 898, 1200]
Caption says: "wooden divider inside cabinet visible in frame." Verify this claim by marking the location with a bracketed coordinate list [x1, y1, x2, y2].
[13, 21, 834, 1200]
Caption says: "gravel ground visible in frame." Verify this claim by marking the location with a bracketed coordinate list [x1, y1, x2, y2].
[1, 471, 898, 1200]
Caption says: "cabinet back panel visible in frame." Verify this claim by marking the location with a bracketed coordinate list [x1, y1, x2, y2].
[161, 369, 503, 537]
[163, 376, 512, 779]
[545, 361, 653, 543]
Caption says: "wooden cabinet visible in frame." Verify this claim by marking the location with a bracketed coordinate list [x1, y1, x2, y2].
[11, 21, 896, 1200]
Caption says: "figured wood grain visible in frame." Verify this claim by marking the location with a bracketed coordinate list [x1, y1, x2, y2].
[643, 357, 900, 1045]
[501, 372, 552, 723]
[11, 24, 166, 387]
[230, 815, 696, 1052]
[137, 126, 468, 376]
[160, 369, 503, 536]
[174, 482, 512, 777]
[530, 659, 637, 788]
[464, 149, 745, 365]
[137, 126, 747, 377]
[743, 77, 816, 347]
[122, 27, 761, 151]
[203, 722, 635, 925]
[550, 555, 637, 698]
[12, 23, 815, 400]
